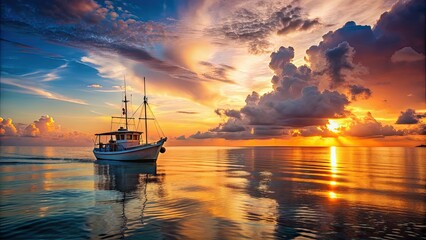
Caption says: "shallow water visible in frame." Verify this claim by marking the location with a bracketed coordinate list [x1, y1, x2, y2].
[0, 146, 425, 239]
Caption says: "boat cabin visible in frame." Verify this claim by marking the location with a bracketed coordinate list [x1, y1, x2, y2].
[95, 127, 144, 152]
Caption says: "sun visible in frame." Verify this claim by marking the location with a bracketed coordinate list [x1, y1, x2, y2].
[327, 119, 340, 133]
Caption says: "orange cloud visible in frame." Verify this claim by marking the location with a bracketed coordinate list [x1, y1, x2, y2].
[0, 117, 18, 136]
[0, 115, 92, 146]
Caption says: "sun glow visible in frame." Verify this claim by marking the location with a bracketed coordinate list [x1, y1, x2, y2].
[327, 119, 340, 133]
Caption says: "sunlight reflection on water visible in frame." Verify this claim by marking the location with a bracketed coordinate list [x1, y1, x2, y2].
[0, 146, 425, 239]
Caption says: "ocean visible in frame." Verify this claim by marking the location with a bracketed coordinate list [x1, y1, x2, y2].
[0, 146, 425, 239]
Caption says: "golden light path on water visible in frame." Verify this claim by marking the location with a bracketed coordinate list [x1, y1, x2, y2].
[0, 146, 425, 239]
[329, 146, 338, 200]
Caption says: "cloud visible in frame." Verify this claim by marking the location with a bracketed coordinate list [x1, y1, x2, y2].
[291, 125, 336, 138]
[306, 0, 425, 110]
[177, 111, 198, 114]
[87, 84, 103, 88]
[269, 46, 314, 99]
[0, 117, 18, 136]
[395, 109, 425, 124]
[391, 47, 425, 63]
[323, 41, 356, 88]
[189, 45, 350, 140]
[373, 0, 425, 55]
[41, 63, 68, 82]
[9, 0, 105, 24]
[348, 84, 371, 100]
[214, 109, 241, 119]
[81, 51, 219, 105]
[175, 135, 186, 140]
[199, 61, 236, 84]
[0, 115, 92, 146]
[1, 78, 87, 105]
[2, 0, 210, 104]
[241, 86, 349, 127]
[343, 112, 403, 137]
[211, 2, 320, 54]
[209, 118, 246, 133]
[22, 115, 59, 137]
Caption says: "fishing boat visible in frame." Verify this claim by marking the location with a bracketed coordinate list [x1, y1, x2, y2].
[93, 77, 167, 161]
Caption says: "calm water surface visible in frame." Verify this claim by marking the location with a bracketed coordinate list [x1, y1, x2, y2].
[0, 146, 425, 239]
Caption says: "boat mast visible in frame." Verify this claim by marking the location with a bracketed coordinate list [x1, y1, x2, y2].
[144, 77, 148, 144]
[123, 76, 129, 130]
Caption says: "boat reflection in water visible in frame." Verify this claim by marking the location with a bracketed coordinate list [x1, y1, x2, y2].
[91, 161, 165, 239]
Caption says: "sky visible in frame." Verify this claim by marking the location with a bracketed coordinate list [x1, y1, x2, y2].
[0, 0, 425, 147]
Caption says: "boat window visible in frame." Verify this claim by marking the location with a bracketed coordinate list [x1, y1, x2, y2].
[127, 134, 132, 140]
[119, 135, 124, 140]
[133, 135, 138, 140]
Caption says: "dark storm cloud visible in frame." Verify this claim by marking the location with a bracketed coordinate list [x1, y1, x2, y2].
[212, 2, 320, 54]
[306, 0, 425, 111]
[374, 0, 425, 55]
[348, 84, 371, 100]
[307, 0, 425, 73]
[324, 41, 355, 88]
[395, 109, 425, 124]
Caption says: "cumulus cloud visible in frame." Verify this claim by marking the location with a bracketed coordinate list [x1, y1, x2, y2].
[306, 0, 425, 109]
[373, 0, 425, 55]
[241, 86, 349, 127]
[188, 45, 350, 140]
[1, 115, 92, 146]
[269, 46, 314, 99]
[22, 115, 60, 137]
[23, 124, 41, 137]
[0, 117, 18, 136]
[391, 47, 425, 63]
[343, 112, 403, 137]
[323, 41, 356, 88]
[395, 109, 425, 124]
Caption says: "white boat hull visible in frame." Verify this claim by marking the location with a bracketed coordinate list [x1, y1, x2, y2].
[93, 140, 165, 161]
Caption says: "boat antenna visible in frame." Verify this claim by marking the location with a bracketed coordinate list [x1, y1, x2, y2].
[144, 77, 148, 144]
[123, 76, 129, 130]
